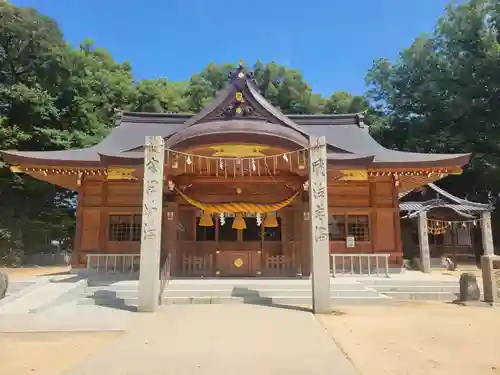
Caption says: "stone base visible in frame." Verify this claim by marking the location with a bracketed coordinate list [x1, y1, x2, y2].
[452, 300, 495, 308]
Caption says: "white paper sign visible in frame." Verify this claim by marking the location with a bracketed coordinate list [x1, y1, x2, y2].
[346, 236, 355, 248]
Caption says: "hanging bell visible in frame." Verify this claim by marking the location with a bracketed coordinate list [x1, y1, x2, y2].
[199, 212, 214, 227]
[232, 213, 247, 230]
[263, 213, 279, 228]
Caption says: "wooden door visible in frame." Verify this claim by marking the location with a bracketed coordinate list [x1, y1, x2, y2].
[218, 250, 251, 276]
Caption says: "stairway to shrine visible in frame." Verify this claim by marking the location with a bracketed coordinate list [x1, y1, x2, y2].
[359, 278, 462, 301]
[76, 273, 470, 309]
[79, 278, 390, 308]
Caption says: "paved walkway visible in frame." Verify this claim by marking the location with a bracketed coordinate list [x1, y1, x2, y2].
[64, 304, 359, 375]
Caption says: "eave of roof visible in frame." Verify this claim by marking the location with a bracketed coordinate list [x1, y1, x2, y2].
[400, 200, 490, 213]
[427, 182, 491, 209]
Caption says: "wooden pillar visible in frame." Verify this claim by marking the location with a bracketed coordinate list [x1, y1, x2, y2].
[301, 196, 311, 276]
[72, 186, 84, 267]
[392, 176, 403, 266]
[309, 136, 331, 314]
[417, 212, 431, 273]
[138, 136, 165, 313]
[164, 201, 179, 275]
[451, 223, 457, 264]
[481, 211, 494, 256]
[98, 181, 109, 253]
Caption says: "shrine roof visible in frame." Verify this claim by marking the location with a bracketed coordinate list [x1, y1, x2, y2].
[0, 63, 470, 170]
[399, 183, 492, 218]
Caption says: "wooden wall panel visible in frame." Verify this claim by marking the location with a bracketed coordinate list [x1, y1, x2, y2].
[107, 242, 140, 253]
[82, 182, 103, 207]
[106, 182, 142, 206]
[80, 209, 101, 250]
[328, 182, 370, 207]
[373, 209, 396, 252]
[329, 241, 372, 253]
[374, 181, 394, 208]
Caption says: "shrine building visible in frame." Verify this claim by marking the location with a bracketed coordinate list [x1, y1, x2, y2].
[1, 64, 472, 278]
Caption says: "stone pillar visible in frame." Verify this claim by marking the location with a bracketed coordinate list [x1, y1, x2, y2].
[481, 255, 500, 304]
[308, 136, 331, 314]
[481, 211, 494, 256]
[138, 136, 165, 312]
[417, 212, 431, 273]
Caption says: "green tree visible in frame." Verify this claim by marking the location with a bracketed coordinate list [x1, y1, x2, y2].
[0, 3, 135, 261]
[366, 0, 500, 203]
[132, 79, 187, 113]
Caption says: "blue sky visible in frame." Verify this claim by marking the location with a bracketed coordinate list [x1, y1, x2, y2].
[12, 0, 456, 96]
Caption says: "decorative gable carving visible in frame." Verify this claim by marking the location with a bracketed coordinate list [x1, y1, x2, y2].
[212, 90, 267, 120]
[194, 62, 276, 124]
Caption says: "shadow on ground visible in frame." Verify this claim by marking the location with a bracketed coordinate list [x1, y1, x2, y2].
[90, 290, 138, 312]
[230, 287, 312, 313]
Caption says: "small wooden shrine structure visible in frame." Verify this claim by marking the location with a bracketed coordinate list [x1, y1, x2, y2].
[400, 183, 493, 266]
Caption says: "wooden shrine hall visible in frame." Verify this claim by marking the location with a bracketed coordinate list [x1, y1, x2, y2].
[1, 63, 476, 279]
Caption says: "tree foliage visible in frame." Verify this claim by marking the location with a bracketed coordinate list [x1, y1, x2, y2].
[367, 0, 500, 204]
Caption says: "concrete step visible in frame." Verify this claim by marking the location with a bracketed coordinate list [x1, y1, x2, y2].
[78, 294, 392, 307]
[165, 288, 382, 298]
[382, 291, 460, 301]
[86, 283, 370, 294]
[163, 295, 392, 306]
[86, 280, 370, 292]
[359, 279, 459, 286]
[86, 287, 382, 300]
[370, 285, 459, 293]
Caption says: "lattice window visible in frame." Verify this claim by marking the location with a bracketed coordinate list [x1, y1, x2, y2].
[347, 215, 370, 241]
[328, 214, 370, 242]
[109, 214, 142, 241]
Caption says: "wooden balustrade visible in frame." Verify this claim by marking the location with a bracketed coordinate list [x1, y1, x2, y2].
[264, 254, 295, 277]
[181, 253, 214, 277]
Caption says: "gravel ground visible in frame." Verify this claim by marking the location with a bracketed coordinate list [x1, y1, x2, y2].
[318, 301, 500, 375]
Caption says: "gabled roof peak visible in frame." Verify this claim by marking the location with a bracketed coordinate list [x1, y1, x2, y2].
[182, 61, 307, 135]
[227, 60, 257, 88]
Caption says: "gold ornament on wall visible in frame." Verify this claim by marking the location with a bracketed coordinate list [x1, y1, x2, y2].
[107, 167, 137, 180]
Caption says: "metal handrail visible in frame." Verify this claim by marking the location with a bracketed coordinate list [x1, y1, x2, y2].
[158, 252, 172, 305]
[330, 253, 391, 277]
[86, 253, 140, 274]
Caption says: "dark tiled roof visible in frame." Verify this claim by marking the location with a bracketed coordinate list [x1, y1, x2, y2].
[0, 64, 471, 169]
